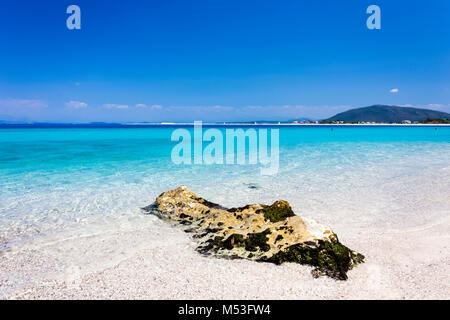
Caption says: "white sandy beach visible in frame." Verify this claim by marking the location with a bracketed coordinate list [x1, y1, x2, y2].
[1, 213, 449, 299]
[1, 165, 449, 300]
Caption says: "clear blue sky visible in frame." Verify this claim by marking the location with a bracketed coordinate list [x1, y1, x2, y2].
[1, 0, 449, 122]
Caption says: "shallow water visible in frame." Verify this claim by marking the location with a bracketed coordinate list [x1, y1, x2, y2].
[1, 126, 450, 252]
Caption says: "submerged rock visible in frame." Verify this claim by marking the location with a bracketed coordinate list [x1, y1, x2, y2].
[245, 183, 260, 190]
[143, 186, 364, 280]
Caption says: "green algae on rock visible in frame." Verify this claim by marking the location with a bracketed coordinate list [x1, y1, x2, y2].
[258, 200, 296, 222]
[143, 186, 364, 280]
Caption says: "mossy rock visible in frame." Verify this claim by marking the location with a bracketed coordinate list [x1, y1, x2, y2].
[147, 186, 365, 281]
[222, 233, 245, 250]
[265, 240, 365, 280]
[244, 229, 271, 252]
[221, 229, 271, 252]
[259, 200, 296, 222]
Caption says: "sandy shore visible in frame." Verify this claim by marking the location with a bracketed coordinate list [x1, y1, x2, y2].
[1, 213, 449, 300]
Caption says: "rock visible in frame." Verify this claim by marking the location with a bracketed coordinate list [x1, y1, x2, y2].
[143, 186, 364, 280]
[245, 183, 260, 190]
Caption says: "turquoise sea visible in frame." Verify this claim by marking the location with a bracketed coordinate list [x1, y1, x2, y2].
[1, 125, 450, 252]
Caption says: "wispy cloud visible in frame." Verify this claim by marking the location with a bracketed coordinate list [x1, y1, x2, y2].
[0, 98, 48, 121]
[0, 100, 367, 122]
[103, 104, 129, 109]
[0, 98, 47, 109]
[390, 88, 399, 93]
[425, 103, 444, 110]
[165, 105, 232, 112]
[135, 104, 163, 110]
[65, 101, 87, 109]
[240, 104, 351, 119]
[401, 103, 450, 112]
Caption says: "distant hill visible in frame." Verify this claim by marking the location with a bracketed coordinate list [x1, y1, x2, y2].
[326, 105, 450, 123]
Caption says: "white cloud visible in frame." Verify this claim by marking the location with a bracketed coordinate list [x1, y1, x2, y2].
[160, 104, 353, 120]
[103, 104, 129, 109]
[241, 104, 351, 116]
[243, 105, 263, 110]
[105, 103, 163, 110]
[401, 103, 450, 112]
[425, 104, 444, 109]
[65, 100, 87, 109]
[165, 105, 236, 113]
[390, 88, 399, 93]
[0, 98, 48, 121]
[210, 105, 233, 111]
[135, 104, 163, 110]
[0, 98, 47, 108]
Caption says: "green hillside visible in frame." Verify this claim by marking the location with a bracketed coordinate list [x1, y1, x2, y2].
[326, 105, 450, 123]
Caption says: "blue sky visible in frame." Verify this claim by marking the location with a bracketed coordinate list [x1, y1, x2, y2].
[0, 0, 449, 122]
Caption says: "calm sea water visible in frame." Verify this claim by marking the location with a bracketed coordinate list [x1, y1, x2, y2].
[1, 126, 450, 251]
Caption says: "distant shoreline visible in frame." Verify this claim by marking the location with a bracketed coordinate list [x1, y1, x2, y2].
[1, 122, 450, 128]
